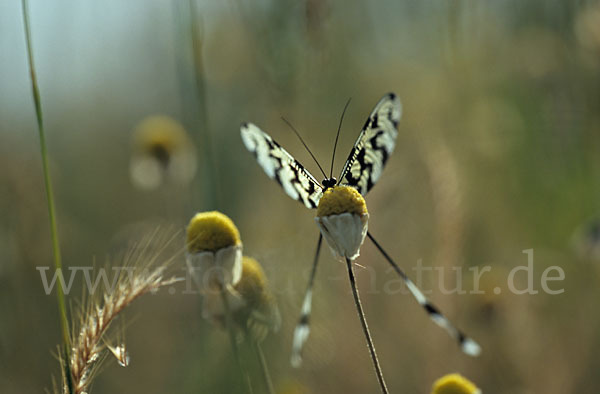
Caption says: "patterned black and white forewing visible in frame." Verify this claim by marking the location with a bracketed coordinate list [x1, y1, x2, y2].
[339, 93, 402, 195]
[241, 122, 324, 209]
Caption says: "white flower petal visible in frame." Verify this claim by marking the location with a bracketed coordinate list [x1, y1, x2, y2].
[315, 212, 368, 261]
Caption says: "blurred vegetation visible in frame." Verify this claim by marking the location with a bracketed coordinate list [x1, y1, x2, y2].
[1, 0, 600, 393]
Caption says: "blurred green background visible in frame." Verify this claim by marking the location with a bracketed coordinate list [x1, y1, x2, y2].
[2, 0, 600, 393]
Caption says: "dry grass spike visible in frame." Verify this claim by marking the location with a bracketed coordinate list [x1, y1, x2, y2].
[56, 231, 181, 394]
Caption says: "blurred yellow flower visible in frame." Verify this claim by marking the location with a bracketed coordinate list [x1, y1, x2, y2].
[234, 257, 272, 313]
[129, 115, 196, 190]
[277, 379, 311, 394]
[432, 373, 481, 394]
[203, 256, 280, 341]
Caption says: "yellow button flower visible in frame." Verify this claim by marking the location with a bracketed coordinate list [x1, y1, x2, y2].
[315, 186, 369, 260]
[316, 185, 368, 217]
[185, 211, 242, 291]
[432, 373, 481, 394]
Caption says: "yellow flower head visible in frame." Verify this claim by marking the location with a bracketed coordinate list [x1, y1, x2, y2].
[316, 186, 368, 217]
[234, 256, 280, 339]
[235, 256, 271, 308]
[185, 211, 243, 291]
[315, 186, 369, 260]
[186, 211, 241, 253]
[432, 373, 481, 394]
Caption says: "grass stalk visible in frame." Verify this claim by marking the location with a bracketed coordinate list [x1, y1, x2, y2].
[187, 0, 219, 210]
[219, 284, 254, 394]
[251, 338, 275, 394]
[345, 258, 389, 394]
[21, 0, 71, 376]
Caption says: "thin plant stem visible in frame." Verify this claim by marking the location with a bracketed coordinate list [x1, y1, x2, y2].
[219, 284, 253, 394]
[251, 338, 275, 394]
[21, 0, 71, 378]
[187, 0, 219, 210]
[345, 258, 389, 394]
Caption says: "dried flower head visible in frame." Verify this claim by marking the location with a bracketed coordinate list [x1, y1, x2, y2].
[315, 186, 369, 261]
[431, 373, 481, 394]
[203, 256, 280, 342]
[129, 115, 196, 190]
[185, 211, 243, 291]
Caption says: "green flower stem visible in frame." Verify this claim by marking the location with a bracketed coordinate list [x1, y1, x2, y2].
[219, 284, 253, 394]
[21, 0, 70, 356]
[346, 257, 389, 394]
[252, 338, 275, 394]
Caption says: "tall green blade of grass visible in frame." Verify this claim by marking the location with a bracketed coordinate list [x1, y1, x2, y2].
[188, 0, 222, 211]
[21, 0, 71, 387]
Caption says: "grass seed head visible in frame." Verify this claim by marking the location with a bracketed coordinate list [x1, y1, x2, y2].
[66, 231, 180, 394]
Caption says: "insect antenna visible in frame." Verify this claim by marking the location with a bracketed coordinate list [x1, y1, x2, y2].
[281, 117, 328, 180]
[291, 234, 323, 367]
[329, 98, 352, 179]
[366, 231, 482, 357]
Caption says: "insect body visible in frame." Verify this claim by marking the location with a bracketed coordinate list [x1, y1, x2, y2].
[241, 93, 479, 392]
